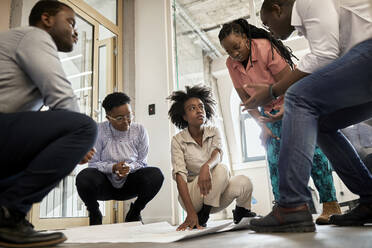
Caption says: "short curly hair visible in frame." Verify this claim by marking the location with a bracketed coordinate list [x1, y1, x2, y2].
[102, 92, 131, 113]
[167, 85, 216, 129]
[29, 0, 73, 26]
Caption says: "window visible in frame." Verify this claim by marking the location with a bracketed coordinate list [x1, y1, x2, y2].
[240, 108, 266, 162]
[83, 0, 118, 25]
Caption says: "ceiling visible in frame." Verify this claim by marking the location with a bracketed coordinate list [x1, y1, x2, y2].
[175, 0, 264, 57]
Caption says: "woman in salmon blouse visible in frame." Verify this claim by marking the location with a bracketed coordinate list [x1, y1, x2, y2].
[219, 19, 340, 225]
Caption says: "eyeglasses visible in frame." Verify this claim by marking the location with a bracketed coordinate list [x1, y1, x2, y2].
[106, 114, 134, 122]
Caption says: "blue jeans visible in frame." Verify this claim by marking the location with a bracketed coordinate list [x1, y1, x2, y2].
[278, 39, 372, 207]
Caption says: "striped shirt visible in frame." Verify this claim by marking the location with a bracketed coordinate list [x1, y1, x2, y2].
[88, 121, 149, 188]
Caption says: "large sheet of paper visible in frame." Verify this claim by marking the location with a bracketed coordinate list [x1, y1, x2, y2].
[218, 217, 255, 232]
[61, 220, 234, 243]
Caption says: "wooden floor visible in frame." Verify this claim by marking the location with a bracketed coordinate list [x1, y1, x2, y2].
[59, 225, 372, 248]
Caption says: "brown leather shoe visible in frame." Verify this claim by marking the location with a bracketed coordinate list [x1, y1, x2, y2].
[250, 204, 316, 233]
[316, 201, 342, 225]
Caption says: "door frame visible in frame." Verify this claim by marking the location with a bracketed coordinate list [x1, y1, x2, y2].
[29, 0, 123, 230]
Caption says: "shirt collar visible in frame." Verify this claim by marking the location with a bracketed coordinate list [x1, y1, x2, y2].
[182, 126, 215, 144]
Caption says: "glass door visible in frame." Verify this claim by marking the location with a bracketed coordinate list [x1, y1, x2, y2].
[95, 26, 117, 122]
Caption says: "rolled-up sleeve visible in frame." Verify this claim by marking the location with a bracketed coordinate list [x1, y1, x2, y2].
[210, 127, 223, 162]
[295, 0, 340, 73]
[171, 137, 188, 182]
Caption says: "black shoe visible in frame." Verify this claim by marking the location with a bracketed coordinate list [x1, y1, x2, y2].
[89, 209, 102, 225]
[249, 204, 316, 233]
[329, 203, 372, 226]
[125, 203, 142, 223]
[232, 206, 257, 224]
[0, 206, 66, 248]
[197, 204, 212, 227]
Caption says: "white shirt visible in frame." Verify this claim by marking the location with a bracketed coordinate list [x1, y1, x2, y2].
[292, 0, 372, 73]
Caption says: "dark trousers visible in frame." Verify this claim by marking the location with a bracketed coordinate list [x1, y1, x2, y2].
[75, 167, 164, 213]
[0, 111, 97, 214]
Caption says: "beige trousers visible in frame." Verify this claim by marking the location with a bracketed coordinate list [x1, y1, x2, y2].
[178, 164, 253, 213]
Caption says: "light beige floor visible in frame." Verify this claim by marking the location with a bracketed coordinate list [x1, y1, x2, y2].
[58, 224, 372, 248]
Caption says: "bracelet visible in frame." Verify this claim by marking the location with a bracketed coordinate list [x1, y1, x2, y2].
[269, 84, 278, 100]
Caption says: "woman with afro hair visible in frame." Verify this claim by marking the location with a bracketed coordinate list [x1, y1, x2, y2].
[168, 85, 256, 231]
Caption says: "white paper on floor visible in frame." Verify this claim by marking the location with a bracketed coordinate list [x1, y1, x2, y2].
[59, 217, 255, 243]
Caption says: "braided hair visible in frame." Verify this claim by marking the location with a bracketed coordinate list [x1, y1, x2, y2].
[218, 18, 297, 69]
[167, 85, 216, 129]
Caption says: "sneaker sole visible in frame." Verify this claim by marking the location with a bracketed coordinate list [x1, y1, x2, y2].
[315, 219, 331, 225]
[0, 236, 67, 248]
[250, 221, 316, 233]
[331, 219, 372, 226]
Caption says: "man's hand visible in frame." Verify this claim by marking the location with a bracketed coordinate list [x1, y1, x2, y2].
[241, 84, 273, 110]
[258, 105, 284, 124]
[260, 125, 279, 148]
[79, 148, 96, 164]
[198, 164, 212, 197]
[113, 161, 130, 178]
[176, 212, 203, 231]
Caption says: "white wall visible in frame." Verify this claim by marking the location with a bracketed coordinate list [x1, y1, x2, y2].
[134, 0, 176, 224]
[9, 0, 37, 29]
[0, 0, 11, 31]
[211, 57, 243, 165]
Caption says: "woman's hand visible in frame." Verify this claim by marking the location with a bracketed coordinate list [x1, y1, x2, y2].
[258, 105, 284, 124]
[198, 164, 212, 197]
[113, 162, 130, 178]
[241, 84, 273, 110]
[176, 212, 203, 231]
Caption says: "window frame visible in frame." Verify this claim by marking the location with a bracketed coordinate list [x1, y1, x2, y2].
[240, 110, 266, 162]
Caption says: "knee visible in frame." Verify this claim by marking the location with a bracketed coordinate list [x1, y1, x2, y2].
[69, 112, 98, 146]
[284, 82, 314, 111]
[149, 167, 164, 187]
[76, 168, 98, 191]
[140, 167, 164, 189]
[212, 164, 230, 181]
[231, 175, 253, 193]
[284, 83, 299, 103]
[77, 114, 98, 146]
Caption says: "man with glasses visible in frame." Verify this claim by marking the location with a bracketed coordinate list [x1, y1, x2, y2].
[76, 92, 164, 225]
